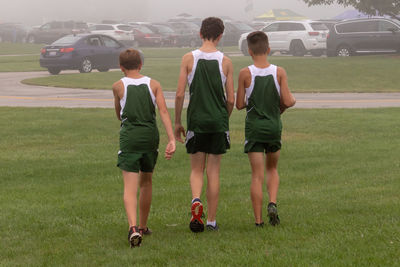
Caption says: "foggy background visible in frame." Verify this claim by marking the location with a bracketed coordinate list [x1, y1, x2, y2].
[0, 0, 348, 25]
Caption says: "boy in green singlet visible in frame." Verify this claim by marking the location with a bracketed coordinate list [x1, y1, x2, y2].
[236, 31, 296, 227]
[175, 17, 235, 232]
[112, 49, 175, 247]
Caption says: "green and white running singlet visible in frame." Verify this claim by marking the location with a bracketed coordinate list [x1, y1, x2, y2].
[186, 49, 229, 133]
[245, 64, 282, 144]
[119, 77, 159, 153]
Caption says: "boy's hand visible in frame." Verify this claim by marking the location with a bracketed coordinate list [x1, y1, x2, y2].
[174, 124, 186, 143]
[165, 140, 176, 160]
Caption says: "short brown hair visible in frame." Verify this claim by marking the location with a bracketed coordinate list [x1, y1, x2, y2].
[119, 49, 142, 70]
[247, 31, 269, 55]
[200, 17, 224, 41]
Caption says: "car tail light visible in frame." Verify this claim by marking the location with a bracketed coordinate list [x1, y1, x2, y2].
[60, 47, 74, 53]
[41, 48, 46, 54]
[308, 32, 319, 36]
[145, 34, 151, 38]
[327, 33, 330, 39]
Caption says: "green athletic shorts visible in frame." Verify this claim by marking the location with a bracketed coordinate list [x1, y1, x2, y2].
[117, 150, 158, 173]
[244, 140, 281, 154]
[186, 131, 230, 155]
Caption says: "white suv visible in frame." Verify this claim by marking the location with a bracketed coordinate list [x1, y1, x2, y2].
[239, 20, 329, 57]
[88, 24, 134, 45]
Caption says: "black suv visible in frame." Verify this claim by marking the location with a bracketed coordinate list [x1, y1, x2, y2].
[327, 18, 400, 56]
[27, 21, 88, 44]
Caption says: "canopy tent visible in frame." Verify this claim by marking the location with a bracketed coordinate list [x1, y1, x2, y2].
[255, 9, 307, 21]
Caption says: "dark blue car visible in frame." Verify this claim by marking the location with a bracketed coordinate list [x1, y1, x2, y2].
[40, 33, 138, 75]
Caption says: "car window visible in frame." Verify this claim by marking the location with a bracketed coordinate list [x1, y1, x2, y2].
[134, 25, 153, 34]
[64, 21, 74, 29]
[95, 25, 114, 31]
[154, 25, 174, 33]
[117, 25, 133, 31]
[52, 35, 81, 45]
[101, 36, 121, 48]
[279, 23, 305, 31]
[41, 23, 51, 30]
[310, 23, 328, 31]
[75, 22, 88, 29]
[379, 20, 399, 31]
[50, 21, 63, 29]
[232, 22, 253, 32]
[336, 21, 379, 33]
[263, 23, 279, 32]
[85, 37, 102, 47]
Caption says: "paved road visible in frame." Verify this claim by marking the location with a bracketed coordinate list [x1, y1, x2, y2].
[1, 71, 400, 109]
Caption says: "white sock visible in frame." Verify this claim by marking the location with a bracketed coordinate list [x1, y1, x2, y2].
[207, 220, 216, 227]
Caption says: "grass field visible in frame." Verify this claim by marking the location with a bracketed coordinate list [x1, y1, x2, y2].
[21, 53, 400, 93]
[1, 107, 399, 266]
[0, 42, 44, 55]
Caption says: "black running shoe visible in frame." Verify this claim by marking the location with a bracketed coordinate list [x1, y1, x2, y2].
[189, 199, 204, 233]
[255, 222, 265, 227]
[206, 223, 219, 231]
[139, 227, 152, 236]
[128, 226, 142, 247]
[267, 202, 280, 226]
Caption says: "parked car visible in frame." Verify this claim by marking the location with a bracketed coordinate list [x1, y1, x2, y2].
[0, 23, 27, 43]
[239, 20, 329, 56]
[39, 34, 142, 75]
[326, 18, 400, 57]
[128, 23, 162, 47]
[221, 21, 254, 46]
[88, 24, 135, 45]
[27, 21, 88, 44]
[167, 22, 201, 47]
[146, 23, 179, 46]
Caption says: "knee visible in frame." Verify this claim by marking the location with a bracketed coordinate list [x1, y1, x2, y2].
[140, 177, 152, 188]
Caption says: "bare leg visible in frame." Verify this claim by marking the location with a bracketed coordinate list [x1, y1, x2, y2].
[205, 154, 222, 221]
[248, 152, 265, 224]
[139, 172, 153, 230]
[122, 171, 140, 227]
[190, 152, 207, 199]
[266, 151, 280, 204]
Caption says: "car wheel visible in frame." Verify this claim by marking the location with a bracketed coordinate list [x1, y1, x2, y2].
[79, 58, 93, 73]
[336, 45, 352, 57]
[241, 40, 249, 56]
[290, 40, 306, 57]
[133, 41, 139, 48]
[189, 39, 197, 48]
[97, 67, 109, 72]
[311, 50, 323, 57]
[48, 68, 61, 75]
[27, 35, 35, 44]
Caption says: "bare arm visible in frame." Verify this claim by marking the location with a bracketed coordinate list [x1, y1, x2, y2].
[236, 68, 251, 110]
[223, 56, 235, 116]
[112, 81, 123, 121]
[152, 79, 176, 160]
[277, 67, 296, 113]
[174, 53, 191, 143]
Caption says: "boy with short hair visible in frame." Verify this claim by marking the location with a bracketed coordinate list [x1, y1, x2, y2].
[112, 49, 176, 247]
[175, 17, 235, 232]
[236, 31, 296, 227]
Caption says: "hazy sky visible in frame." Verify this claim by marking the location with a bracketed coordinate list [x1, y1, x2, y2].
[0, 0, 348, 25]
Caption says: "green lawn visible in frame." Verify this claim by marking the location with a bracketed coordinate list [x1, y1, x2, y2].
[21, 54, 400, 92]
[0, 42, 44, 55]
[1, 107, 399, 266]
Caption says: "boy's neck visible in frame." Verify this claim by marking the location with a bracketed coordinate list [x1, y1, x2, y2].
[124, 69, 143, 79]
[251, 54, 270, 69]
[199, 39, 219, 53]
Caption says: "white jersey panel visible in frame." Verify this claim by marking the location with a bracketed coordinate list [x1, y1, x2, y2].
[187, 49, 226, 88]
[245, 64, 280, 105]
[120, 76, 156, 117]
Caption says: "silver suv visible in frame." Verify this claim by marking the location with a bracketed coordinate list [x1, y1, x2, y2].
[239, 20, 329, 56]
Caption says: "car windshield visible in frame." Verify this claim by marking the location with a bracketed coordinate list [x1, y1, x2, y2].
[232, 22, 253, 31]
[310, 23, 329, 31]
[135, 25, 153, 34]
[154, 25, 174, 33]
[393, 18, 400, 26]
[52, 35, 81, 45]
[117, 25, 133, 31]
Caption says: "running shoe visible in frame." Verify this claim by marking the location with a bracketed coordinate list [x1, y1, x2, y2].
[267, 202, 280, 226]
[139, 227, 152, 236]
[128, 226, 142, 247]
[206, 223, 219, 231]
[189, 198, 204, 233]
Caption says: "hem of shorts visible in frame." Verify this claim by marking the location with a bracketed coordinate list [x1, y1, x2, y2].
[117, 164, 140, 173]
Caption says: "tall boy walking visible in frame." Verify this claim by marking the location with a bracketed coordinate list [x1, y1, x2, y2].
[112, 49, 175, 247]
[236, 31, 296, 226]
[175, 17, 235, 232]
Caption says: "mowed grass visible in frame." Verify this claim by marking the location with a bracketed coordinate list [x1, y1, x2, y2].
[1, 107, 399, 266]
[22, 54, 400, 92]
[0, 55, 45, 72]
[0, 42, 44, 55]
